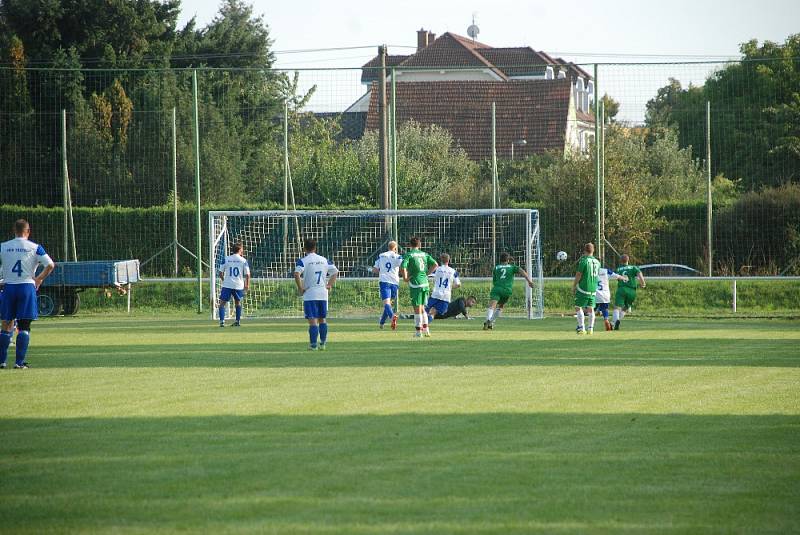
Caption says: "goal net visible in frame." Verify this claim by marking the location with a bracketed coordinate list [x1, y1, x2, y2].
[209, 209, 542, 319]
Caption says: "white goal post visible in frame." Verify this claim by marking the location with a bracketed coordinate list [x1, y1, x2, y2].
[209, 209, 542, 319]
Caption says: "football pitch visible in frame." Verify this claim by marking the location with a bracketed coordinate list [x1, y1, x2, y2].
[1, 316, 798, 534]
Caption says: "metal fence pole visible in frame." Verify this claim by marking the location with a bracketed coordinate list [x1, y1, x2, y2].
[594, 64, 601, 254]
[283, 100, 289, 254]
[391, 66, 398, 235]
[491, 101, 497, 267]
[706, 100, 713, 277]
[192, 69, 202, 313]
[61, 109, 69, 260]
[600, 99, 606, 264]
[378, 46, 389, 211]
[172, 107, 178, 276]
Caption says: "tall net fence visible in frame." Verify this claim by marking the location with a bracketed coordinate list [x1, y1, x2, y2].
[1, 56, 798, 313]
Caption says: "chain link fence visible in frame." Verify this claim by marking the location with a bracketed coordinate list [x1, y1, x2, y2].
[1, 57, 798, 313]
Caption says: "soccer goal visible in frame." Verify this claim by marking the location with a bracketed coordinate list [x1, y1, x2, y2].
[209, 209, 543, 319]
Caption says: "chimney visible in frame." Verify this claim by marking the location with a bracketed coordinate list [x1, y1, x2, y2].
[417, 28, 429, 50]
[427, 31, 436, 44]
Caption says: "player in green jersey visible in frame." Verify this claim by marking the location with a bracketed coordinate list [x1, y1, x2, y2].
[483, 252, 535, 330]
[399, 237, 438, 338]
[612, 254, 646, 330]
[572, 243, 602, 335]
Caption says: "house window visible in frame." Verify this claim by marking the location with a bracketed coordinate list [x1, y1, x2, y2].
[557, 69, 566, 79]
[575, 78, 585, 112]
[545, 66, 554, 80]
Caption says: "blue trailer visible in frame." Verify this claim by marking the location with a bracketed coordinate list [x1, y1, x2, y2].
[36, 259, 141, 316]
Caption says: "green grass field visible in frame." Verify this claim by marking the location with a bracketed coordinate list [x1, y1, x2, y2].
[1, 316, 799, 534]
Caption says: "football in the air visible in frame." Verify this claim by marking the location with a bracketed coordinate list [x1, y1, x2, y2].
[556, 251, 568, 261]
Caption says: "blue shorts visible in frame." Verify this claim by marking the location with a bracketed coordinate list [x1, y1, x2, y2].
[426, 297, 449, 316]
[596, 302, 610, 315]
[304, 300, 328, 319]
[379, 281, 399, 301]
[219, 287, 244, 302]
[0, 283, 38, 321]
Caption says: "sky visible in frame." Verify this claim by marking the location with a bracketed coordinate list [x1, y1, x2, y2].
[176, 0, 800, 120]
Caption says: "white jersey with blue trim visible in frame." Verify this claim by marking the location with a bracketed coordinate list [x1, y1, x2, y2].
[596, 267, 619, 304]
[374, 251, 403, 285]
[219, 254, 250, 290]
[0, 237, 54, 285]
[430, 265, 460, 302]
[295, 252, 338, 302]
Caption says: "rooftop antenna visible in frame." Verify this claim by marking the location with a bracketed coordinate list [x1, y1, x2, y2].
[467, 13, 480, 42]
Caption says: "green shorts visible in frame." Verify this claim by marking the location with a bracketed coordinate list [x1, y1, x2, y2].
[489, 287, 512, 306]
[409, 287, 429, 307]
[574, 291, 596, 308]
[614, 286, 637, 309]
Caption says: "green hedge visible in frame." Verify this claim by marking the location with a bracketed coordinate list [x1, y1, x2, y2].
[3, 188, 798, 279]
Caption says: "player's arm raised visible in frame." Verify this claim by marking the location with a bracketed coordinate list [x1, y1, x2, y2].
[518, 267, 535, 288]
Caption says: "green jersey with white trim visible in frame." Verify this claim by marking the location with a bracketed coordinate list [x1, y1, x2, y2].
[400, 249, 437, 288]
[492, 264, 520, 293]
[576, 255, 601, 295]
[616, 264, 641, 289]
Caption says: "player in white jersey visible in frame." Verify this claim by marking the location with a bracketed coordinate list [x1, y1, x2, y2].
[217, 243, 250, 327]
[425, 253, 461, 325]
[294, 238, 339, 350]
[372, 240, 403, 330]
[0, 219, 55, 369]
[595, 267, 628, 331]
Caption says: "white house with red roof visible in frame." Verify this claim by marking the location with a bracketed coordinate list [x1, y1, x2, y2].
[347, 29, 596, 158]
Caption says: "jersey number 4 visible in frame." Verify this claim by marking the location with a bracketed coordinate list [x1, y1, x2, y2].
[11, 260, 23, 277]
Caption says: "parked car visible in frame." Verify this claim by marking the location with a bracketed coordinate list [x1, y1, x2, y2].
[638, 264, 702, 277]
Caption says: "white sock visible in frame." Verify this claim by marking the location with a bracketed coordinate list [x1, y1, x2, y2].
[620, 310, 626, 320]
[413, 314, 420, 329]
[492, 309, 502, 322]
[486, 308, 494, 321]
[588, 309, 596, 330]
[613, 309, 620, 322]
[576, 309, 585, 330]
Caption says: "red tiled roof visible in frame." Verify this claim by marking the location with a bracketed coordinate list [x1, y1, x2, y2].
[359, 36, 592, 83]
[475, 47, 549, 77]
[365, 79, 573, 161]
[397, 33, 507, 80]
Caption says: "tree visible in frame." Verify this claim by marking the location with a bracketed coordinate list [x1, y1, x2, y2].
[601, 94, 620, 122]
[645, 34, 800, 188]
